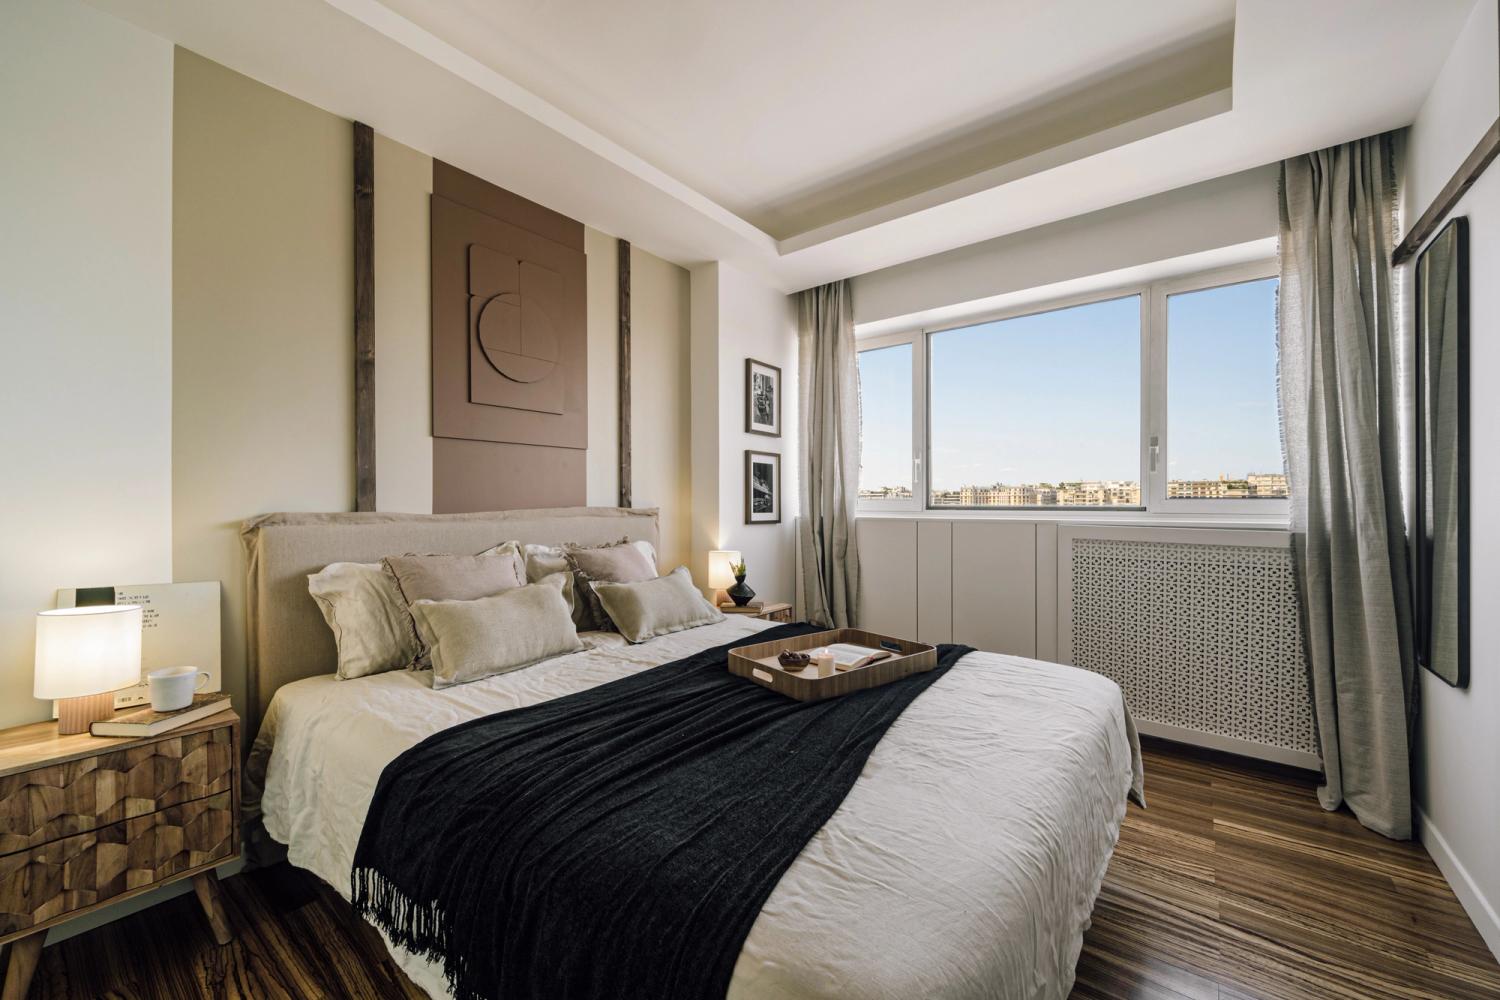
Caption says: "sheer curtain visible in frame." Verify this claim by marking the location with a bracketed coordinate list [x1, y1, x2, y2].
[1278, 131, 1416, 839]
[795, 280, 860, 627]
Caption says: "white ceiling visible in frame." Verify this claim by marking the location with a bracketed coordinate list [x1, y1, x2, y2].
[90, 0, 1474, 291]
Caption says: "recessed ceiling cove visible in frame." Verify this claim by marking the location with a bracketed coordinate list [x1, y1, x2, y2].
[378, 0, 1236, 240]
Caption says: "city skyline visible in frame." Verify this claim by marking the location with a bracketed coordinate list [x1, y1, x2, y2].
[860, 471, 1289, 506]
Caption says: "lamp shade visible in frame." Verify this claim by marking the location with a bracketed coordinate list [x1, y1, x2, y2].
[707, 550, 741, 590]
[34, 605, 143, 700]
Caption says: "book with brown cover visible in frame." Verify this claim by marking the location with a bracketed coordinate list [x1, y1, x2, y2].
[90, 693, 231, 738]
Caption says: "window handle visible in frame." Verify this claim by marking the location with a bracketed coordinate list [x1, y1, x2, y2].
[1149, 436, 1160, 473]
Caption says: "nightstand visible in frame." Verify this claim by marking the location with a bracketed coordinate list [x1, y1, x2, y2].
[0, 710, 240, 999]
[721, 601, 795, 623]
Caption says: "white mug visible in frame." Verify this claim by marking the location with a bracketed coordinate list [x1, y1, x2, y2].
[148, 666, 210, 712]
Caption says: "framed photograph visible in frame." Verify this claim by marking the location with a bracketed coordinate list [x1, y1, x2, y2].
[745, 450, 782, 524]
[745, 358, 781, 437]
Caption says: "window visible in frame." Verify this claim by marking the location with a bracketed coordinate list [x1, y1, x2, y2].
[857, 340, 916, 507]
[928, 295, 1141, 508]
[856, 260, 1287, 519]
[1160, 276, 1286, 508]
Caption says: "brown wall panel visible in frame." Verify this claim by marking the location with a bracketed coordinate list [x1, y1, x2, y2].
[431, 159, 588, 512]
[432, 438, 586, 513]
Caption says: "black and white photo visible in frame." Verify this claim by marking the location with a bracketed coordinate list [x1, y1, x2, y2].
[744, 450, 780, 524]
[745, 358, 781, 437]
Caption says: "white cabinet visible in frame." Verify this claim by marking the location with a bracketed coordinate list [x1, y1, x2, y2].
[951, 520, 1036, 657]
[856, 519, 916, 637]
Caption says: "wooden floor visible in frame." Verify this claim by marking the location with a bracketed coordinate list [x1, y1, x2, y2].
[10, 739, 1499, 999]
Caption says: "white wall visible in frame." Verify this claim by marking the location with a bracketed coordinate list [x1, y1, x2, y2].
[0, 0, 175, 729]
[851, 165, 1277, 327]
[1406, 0, 1500, 960]
[689, 263, 798, 603]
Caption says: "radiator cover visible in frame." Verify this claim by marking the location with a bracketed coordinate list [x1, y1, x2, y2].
[1066, 534, 1317, 762]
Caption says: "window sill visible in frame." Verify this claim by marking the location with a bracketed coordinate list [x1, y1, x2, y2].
[855, 507, 1291, 532]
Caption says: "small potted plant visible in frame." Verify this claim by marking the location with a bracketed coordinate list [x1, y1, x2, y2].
[726, 558, 756, 607]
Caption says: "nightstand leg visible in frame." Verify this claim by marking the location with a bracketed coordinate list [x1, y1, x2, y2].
[1, 932, 43, 1000]
[191, 871, 233, 946]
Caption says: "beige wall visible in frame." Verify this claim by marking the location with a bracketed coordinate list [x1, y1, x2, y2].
[374, 133, 435, 514]
[173, 53, 691, 720]
[584, 229, 693, 573]
[172, 49, 357, 718]
[0, 1, 174, 729]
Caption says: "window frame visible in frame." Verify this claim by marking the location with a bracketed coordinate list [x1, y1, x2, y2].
[854, 258, 1289, 523]
[855, 331, 924, 512]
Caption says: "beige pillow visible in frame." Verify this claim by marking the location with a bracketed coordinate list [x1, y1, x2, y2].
[308, 561, 419, 679]
[589, 566, 725, 643]
[523, 539, 656, 628]
[383, 542, 526, 660]
[563, 541, 656, 582]
[409, 574, 583, 689]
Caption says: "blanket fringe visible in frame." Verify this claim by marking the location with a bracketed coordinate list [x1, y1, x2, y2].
[352, 867, 480, 1000]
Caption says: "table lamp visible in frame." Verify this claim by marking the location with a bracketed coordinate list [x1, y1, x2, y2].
[708, 549, 741, 609]
[35, 604, 143, 734]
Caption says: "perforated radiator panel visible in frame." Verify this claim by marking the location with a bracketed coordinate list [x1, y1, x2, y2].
[1069, 537, 1317, 758]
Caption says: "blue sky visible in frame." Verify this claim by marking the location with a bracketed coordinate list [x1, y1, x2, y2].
[858, 278, 1282, 491]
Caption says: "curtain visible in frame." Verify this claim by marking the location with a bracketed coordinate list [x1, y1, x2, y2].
[1278, 131, 1416, 839]
[795, 280, 860, 627]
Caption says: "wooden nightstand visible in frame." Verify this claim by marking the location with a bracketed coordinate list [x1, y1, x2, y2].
[0, 710, 240, 999]
[721, 602, 795, 623]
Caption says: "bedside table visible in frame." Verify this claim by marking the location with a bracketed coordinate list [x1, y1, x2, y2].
[721, 601, 795, 623]
[0, 710, 240, 999]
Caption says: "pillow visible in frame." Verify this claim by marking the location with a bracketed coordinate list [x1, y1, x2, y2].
[589, 566, 725, 643]
[409, 574, 584, 689]
[564, 541, 656, 583]
[383, 542, 526, 659]
[308, 561, 419, 679]
[524, 539, 657, 630]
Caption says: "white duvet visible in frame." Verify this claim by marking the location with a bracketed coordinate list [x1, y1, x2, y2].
[251, 617, 1142, 1000]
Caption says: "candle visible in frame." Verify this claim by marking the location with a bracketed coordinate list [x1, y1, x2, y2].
[814, 651, 835, 678]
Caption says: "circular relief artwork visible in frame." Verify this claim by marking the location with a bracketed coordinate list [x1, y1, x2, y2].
[477, 292, 558, 383]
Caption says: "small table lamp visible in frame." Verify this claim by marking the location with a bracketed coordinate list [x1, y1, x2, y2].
[708, 549, 741, 609]
[35, 604, 143, 735]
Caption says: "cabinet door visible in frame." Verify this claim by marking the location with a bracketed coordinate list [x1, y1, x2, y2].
[856, 519, 916, 637]
[916, 521, 952, 644]
[951, 521, 1036, 657]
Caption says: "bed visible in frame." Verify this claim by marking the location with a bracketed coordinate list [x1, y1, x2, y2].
[243, 508, 1142, 1000]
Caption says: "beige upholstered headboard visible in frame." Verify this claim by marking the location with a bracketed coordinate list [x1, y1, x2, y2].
[240, 507, 659, 738]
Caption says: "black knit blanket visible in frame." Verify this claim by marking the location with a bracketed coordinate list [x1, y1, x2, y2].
[351, 622, 972, 1000]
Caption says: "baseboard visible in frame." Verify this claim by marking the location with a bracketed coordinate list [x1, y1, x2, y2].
[1416, 807, 1500, 962]
[1134, 719, 1322, 771]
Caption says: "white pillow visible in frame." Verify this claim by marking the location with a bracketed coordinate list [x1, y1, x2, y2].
[589, 566, 725, 643]
[308, 561, 420, 679]
[409, 574, 583, 689]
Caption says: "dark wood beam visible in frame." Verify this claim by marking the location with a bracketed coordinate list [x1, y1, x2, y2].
[354, 121, 376, 512]
[618, 238, 632, 509]
[1393, 118, 1499, 266]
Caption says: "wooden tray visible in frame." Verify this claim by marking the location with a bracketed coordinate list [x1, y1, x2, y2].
[728, 628, 937, 702]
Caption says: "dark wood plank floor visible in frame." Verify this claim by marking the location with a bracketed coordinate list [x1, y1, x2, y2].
[12, 739, 1499, 999]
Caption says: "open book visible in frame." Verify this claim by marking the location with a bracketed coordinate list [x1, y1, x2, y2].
[822, 643, 893, 671]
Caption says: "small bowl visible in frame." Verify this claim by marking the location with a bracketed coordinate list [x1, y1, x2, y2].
[777, 650, 811, 669]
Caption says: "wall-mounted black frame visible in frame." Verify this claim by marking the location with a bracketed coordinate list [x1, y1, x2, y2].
[1414, 216, 1469, 688]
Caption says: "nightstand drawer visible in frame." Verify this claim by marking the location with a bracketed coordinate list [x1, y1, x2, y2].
[0, 727, 234, 855]
[0, 790, 233, 936]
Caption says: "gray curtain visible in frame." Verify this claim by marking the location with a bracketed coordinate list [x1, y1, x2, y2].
[796, 280, 860, 627]
[1278, 132, 1415, 839]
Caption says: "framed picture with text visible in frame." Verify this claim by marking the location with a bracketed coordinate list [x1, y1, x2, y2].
[745, 450, 782, 524]
[745, 358, 781, 437]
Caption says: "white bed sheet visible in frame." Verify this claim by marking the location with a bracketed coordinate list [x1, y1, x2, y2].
[253, 617, 1142, 1000]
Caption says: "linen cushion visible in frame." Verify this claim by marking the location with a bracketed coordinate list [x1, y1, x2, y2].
[589, 566, 725, 643]
[307, 561, 419, 679]
[409, 574, 583, 689]
[383, 542, 527, 661]
[525, 539, 657, 630]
